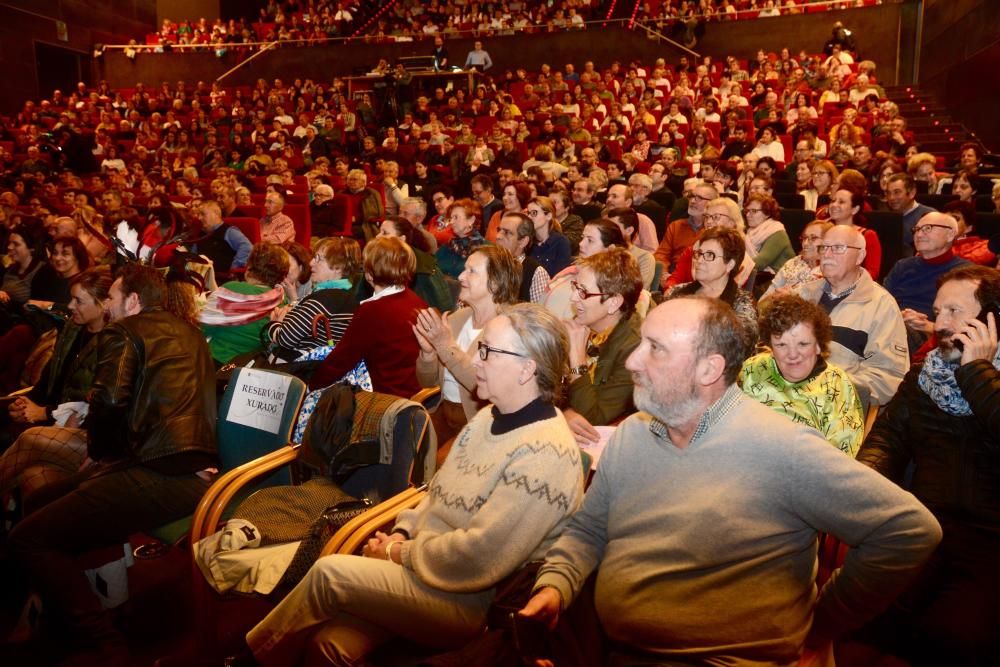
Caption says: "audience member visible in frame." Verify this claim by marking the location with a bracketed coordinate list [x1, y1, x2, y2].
[521, 296, 940, 665]
[796, 226, 909, 406]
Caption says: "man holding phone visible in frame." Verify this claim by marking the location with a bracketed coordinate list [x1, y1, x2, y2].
[853, 264, 1000, 664]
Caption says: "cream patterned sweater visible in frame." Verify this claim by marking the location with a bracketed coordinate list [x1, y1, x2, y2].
[394, 403, 584, 593]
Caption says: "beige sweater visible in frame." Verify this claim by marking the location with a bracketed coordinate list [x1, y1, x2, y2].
[395, 406, 584, 593]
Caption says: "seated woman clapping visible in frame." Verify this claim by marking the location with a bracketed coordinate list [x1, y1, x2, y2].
[740, 293, 864, 456]
[562, 248, 643, 445]
[266, 238, 361, 361]
[413, 246, 522, 459]
[246, 303, 585, 666]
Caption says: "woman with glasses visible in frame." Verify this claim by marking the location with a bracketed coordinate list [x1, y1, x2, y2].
[414, 246, 521, 460]
[544, 218, 627, 320]
[666, 226, 758, 342]
[246, 303, 583, 666]
[744, 193, 795, 274]
[527, 196, 572, 277]
[763, 220, 833, 298]
[802, 160, 838, 212]
[826, 188, 882, 279]
[664, 197, 755, 291]
[740, 293, 863, 455]
[562, 248, 643, 446]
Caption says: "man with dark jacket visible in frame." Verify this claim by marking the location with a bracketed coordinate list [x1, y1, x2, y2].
[10, 264, 217, 660]
[854, 264, 1000, 665]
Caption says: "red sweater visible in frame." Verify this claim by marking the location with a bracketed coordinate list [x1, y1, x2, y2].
[309, 288, 427, 398]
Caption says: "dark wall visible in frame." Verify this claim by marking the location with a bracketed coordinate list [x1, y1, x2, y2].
[0, 0, 155, 113]
[157, 0, 220, 27]
[919, 0, 1000, 150]
[696, 3, 911, 84]
[99, 4, 912, 90]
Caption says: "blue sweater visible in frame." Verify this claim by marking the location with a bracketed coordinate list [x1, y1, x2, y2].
[884, 252, 969, 317]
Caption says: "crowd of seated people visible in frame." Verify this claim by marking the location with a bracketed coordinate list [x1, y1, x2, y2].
[0, 34, 999, 665]
[142, 0, 884, 54]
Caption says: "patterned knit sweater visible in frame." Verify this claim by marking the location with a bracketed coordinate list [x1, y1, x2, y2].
[394, 404, 584, 594]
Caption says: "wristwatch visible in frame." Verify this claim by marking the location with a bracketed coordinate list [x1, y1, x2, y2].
[569, 364, 589, 377]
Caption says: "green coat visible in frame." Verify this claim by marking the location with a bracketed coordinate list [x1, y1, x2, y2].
[739, 352, 864, 456]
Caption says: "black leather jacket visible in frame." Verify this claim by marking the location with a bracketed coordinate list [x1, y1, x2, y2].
[87, 307, 217, 469]
[857, 359, 1000, 532]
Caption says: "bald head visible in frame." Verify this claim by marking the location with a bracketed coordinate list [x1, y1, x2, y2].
[913, 211, 959, 259]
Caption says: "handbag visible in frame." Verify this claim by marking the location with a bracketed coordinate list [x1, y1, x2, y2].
[271, 497, 373, 596]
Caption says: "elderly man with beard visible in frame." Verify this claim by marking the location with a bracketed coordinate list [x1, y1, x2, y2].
[519, 296, 940, 666]
[852, 264, 1000, 665]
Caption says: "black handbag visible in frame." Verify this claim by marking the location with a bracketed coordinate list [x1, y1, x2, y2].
[270, 497, 373, 596]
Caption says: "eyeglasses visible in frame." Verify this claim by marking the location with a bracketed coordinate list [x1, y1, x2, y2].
[744, 207, 764, 215]
[812, 171, 831, 178]
[526, 209, 546, 217]
[692, 249, 719, 262]
[477, 341, 528, 362]
[571, 280, 609, 300]
[689, 193, 714, 203]
[800, 234, 824, 244]
[703, 213, 732, 223]
[912, 223, 954, 235]
[816, 244, 863, 255]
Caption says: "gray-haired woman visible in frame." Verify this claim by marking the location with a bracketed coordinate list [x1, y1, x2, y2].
[246, 302, 584, 666]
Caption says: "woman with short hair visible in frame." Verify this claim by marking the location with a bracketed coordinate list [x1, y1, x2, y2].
[802, 159, 838, 211]
[740, 293, 863, 455]
[267, 238, 361, 360]
[310, 236, 427, 397]
[247, 303, 584, 666]
[544, 218, 627, 320]
[435, 198, 487, 280]
[562, 247, 643, 445]
[763, 220, 833, 297]
[666, 226, 758, 342]
[744, 193, 795, 274]
[414, 245, 521, 454]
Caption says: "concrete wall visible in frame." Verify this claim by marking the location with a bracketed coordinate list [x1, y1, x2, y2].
[99, 3, 911, 89]
[918, 0, 1000, 149]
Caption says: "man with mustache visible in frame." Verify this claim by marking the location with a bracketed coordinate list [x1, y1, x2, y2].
[852, 264, 1000, 665]
[796, 225, 909, 408]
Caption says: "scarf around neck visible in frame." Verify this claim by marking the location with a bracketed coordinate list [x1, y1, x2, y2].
[918, 346, 1000, 416]
[746, 218, 785, 256]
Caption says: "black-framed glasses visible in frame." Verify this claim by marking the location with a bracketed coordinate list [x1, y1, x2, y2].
[477, 341, 528, 362]
[816, 244, 863, 255]
[692, 249, 719, 261]
[912, 223, 954, 235]
[571, 280, 609, 300]
[689, 193, 714, 202]
[703, 213, 732, 223]
[744, 207, 764, 215]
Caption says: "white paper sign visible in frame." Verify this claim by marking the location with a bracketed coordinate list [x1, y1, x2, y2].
[226, 369, 293, 434]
